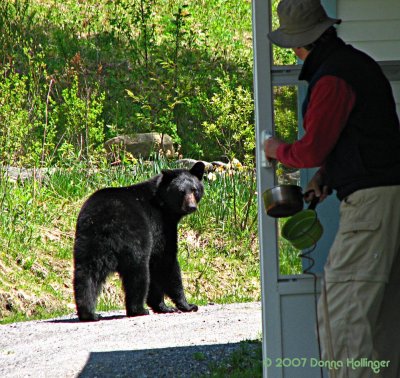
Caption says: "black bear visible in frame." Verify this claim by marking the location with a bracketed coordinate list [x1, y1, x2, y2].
[73, 162, 205, 321]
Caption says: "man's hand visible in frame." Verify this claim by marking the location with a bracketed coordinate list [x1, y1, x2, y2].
[264, 136, 284, 160]
[305, 169, 332, 203]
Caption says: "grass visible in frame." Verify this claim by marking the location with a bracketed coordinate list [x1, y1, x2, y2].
[197, 339, 263, 378]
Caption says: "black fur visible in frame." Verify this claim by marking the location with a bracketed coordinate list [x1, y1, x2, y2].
[73, 162, 205, 321]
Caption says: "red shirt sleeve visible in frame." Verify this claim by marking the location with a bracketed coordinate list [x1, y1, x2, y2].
[276, 75, 356, 168]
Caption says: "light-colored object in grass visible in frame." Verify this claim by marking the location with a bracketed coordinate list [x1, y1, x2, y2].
[105, 132, 175, 159]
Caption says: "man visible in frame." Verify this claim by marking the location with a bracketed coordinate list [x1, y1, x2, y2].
[264, 0, 400, 377]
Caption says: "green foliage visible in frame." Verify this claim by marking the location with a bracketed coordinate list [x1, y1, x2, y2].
[55, 74, 106, 165]
[0, 0, 257, 164]
[0, 67, 30, 165]
[274, 86, 298, 142]
[0, 0, 299, 165]
[195, 167, 257, 236]
[107, 0, 156, 66]
[0, 38, 106, 167]
[271, 0, 297, 66]
[0, 0, 36, 64]
[202, 76, 255, 164]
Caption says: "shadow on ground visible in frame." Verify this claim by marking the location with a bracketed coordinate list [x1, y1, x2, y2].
[47, 313, 126, 323]
[78, 342, 260, 378]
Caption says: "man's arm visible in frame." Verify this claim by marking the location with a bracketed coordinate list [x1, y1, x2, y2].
[264, 75, 356, 168]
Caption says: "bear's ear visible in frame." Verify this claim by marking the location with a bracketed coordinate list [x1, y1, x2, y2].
[190, 161, 205, 181]
[161, 169, 177, 184]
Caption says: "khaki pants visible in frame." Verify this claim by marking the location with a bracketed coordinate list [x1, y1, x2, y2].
[317, 186, 400, 378]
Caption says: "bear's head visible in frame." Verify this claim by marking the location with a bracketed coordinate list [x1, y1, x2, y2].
[158, 161, 205, 216]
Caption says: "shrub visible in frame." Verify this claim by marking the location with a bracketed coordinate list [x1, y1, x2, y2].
[202, 76, 255, 165]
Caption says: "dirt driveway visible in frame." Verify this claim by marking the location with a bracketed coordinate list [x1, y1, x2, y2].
[0, 302, 262, 378]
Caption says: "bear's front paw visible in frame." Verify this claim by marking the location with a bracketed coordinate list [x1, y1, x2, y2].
[151, 303, 179, 314]
[78, 312, 102, 322]
[177, 303, 198, 312]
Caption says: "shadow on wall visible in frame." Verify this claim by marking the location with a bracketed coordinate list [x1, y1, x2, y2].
[77, 342, 260, 378]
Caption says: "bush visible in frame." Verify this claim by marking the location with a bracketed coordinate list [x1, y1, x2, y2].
[0, 0, 257, 164]
[202, 76, 255, 165]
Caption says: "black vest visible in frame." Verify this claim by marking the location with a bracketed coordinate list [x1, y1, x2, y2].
[300, 37, 400, 200]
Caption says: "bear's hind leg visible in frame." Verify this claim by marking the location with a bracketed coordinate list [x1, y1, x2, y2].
[73, 267, 105, 321]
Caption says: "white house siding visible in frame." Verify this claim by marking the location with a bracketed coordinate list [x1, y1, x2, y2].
[337, 0, 400, 115]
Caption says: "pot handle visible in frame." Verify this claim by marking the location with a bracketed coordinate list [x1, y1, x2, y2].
[304, 190, 320, 210]
[304, 186, 333, 210]
[308, 195, 320, 210]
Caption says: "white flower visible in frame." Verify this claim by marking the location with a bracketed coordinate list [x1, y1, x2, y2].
[207, 172, 217, 181]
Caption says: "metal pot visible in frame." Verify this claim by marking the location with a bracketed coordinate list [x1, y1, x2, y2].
[263, 184, 304, 218]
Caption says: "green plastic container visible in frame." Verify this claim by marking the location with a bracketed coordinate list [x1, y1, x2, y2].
[281, 209, 323, 250]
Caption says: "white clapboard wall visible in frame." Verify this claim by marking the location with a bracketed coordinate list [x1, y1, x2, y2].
[337, 0, 400, 113]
